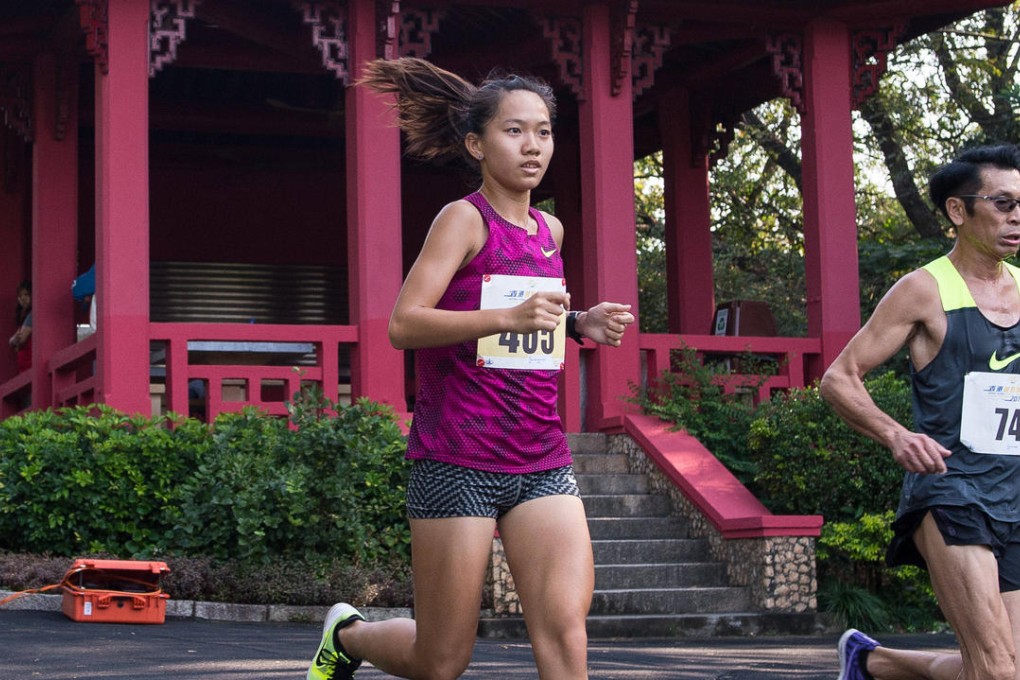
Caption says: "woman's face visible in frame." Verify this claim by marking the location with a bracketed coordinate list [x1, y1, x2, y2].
[16, 288, 30, 309]
[471, 89, 554, 193]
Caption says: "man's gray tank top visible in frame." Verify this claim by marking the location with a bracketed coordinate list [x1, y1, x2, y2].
[899, 256, 1020, 521]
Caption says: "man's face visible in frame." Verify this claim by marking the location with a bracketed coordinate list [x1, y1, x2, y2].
[953, 167, 1020, 262]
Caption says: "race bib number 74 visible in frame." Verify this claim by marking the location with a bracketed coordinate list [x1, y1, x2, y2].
[477, 274, 566, 370]
[960, 371, 1020, 455]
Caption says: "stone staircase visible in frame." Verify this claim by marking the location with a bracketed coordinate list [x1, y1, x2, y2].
[478, 433, 824, 639]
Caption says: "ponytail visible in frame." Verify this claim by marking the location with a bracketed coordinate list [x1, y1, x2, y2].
[358, 57, 557, 167]
[359, 58, 477, 164]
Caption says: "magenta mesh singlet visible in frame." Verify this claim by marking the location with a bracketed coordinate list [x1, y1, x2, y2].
[405, 192, 572, 473]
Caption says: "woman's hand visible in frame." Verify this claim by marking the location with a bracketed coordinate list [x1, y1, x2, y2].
[576, 303, 634, 346]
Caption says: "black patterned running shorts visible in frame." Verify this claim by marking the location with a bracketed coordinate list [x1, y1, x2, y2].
[406, 459, 580, 520]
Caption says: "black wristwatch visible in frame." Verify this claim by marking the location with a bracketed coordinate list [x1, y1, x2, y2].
[566, 311, 584, 344]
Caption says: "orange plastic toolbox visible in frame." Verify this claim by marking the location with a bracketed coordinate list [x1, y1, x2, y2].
[61, 558, 171, 624]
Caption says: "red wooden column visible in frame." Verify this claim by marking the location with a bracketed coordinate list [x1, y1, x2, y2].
[31, 52, 79, 408]
[660, 87, 715, 334]
[93, 0, 151, 415]
[345, 0, 405, 411]
[577, 2, 641, 430]
[800, 18, 861, 380]
[0, 129, 30, 381]
[551, 133, 585, 303]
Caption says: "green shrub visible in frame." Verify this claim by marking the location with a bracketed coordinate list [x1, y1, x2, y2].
[0, 394, 410, 566]
[0, 406, 206, 556]
[170, 394, 411, 564]
[634, 346, 770, 485]
[746, 372, 909, 520]
[819, 512, 941, 632]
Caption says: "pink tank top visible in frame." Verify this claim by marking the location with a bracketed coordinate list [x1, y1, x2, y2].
[405, 192, 571, 473]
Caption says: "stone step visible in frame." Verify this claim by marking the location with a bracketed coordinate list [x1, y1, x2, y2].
[572, 453, 630, 474]
[583, 493, 673, 518]
[586, 516, 688, 540]
[594, 562, 727, 589]
[591, 586, 751, 615]
[576, 473, 649, 495]
[478, 612, 828, 639]
[567, 432, 611, 455]
[591, 538, 710, 564]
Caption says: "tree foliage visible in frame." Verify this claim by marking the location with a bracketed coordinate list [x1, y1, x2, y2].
[635, 4, 1020, 334]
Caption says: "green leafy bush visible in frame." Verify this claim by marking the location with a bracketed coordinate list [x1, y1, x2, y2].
[634, 346, 770, 485]
[818, 512, 940, 632]
[170, 394, 411, 563]
[0, 406, 207, 555]
[0, 394, 410, 566]
[747, 372, 909, 519]
[0, 550, 413, 608]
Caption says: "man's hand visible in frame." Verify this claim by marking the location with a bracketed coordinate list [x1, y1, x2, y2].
[890, 431, 952, 474]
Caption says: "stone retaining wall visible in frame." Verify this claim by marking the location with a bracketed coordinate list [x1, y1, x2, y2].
[487, 433, 817, 615]
[609, 433, 817, 613]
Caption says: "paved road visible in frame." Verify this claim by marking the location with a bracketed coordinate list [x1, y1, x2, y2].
[0, 609, 958, 679]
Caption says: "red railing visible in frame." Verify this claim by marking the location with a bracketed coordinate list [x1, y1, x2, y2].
[50, 332, 99, 409]
[0, 368, 33, 418]
[640, 333, 822, 403]
[8, 328, 821, 426]
[149, 322, 359, 420]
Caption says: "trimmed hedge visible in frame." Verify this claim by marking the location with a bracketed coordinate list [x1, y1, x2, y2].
[0, 394, 411, 565]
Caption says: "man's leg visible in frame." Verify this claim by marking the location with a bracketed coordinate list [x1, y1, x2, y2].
[895, 512, 1013, 680]
[855, 509, 1016, 680]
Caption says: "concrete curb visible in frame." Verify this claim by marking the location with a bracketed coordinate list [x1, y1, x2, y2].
[0, 589, 412, 624]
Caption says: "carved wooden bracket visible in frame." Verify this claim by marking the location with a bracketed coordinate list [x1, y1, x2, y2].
[610, 0, 637, 97]
[77, 0, 110, 75]
[541, 15, 584, 101]
[851, 24, 903, 109]
[293, 0, 350, 83]
[765, 32, 804, 114]
[631, 23, 670, 98]
[380, 0, 399, 60]
[55, 56, 74, 141]
[150, 0, 202, 77]
[399, 7, 443, 58]
[0, 64, 34, 143]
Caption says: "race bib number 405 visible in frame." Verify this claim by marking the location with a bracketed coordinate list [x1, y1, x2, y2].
[961, 371, 1020, 455]
[477, 274, 566, 370]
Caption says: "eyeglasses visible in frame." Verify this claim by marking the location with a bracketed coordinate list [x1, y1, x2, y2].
[956, 195, 1020, 214]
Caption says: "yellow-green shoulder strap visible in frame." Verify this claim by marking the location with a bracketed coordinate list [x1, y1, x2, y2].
[922, 256, 973, 312]
[922, 256, 1020, 312]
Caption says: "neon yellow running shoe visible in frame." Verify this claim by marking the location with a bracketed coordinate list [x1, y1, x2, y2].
[307, 602, 365, 680]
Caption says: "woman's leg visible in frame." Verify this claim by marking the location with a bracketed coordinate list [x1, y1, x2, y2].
[341, 516, 496, 679]
[498, 494, 594, 680]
